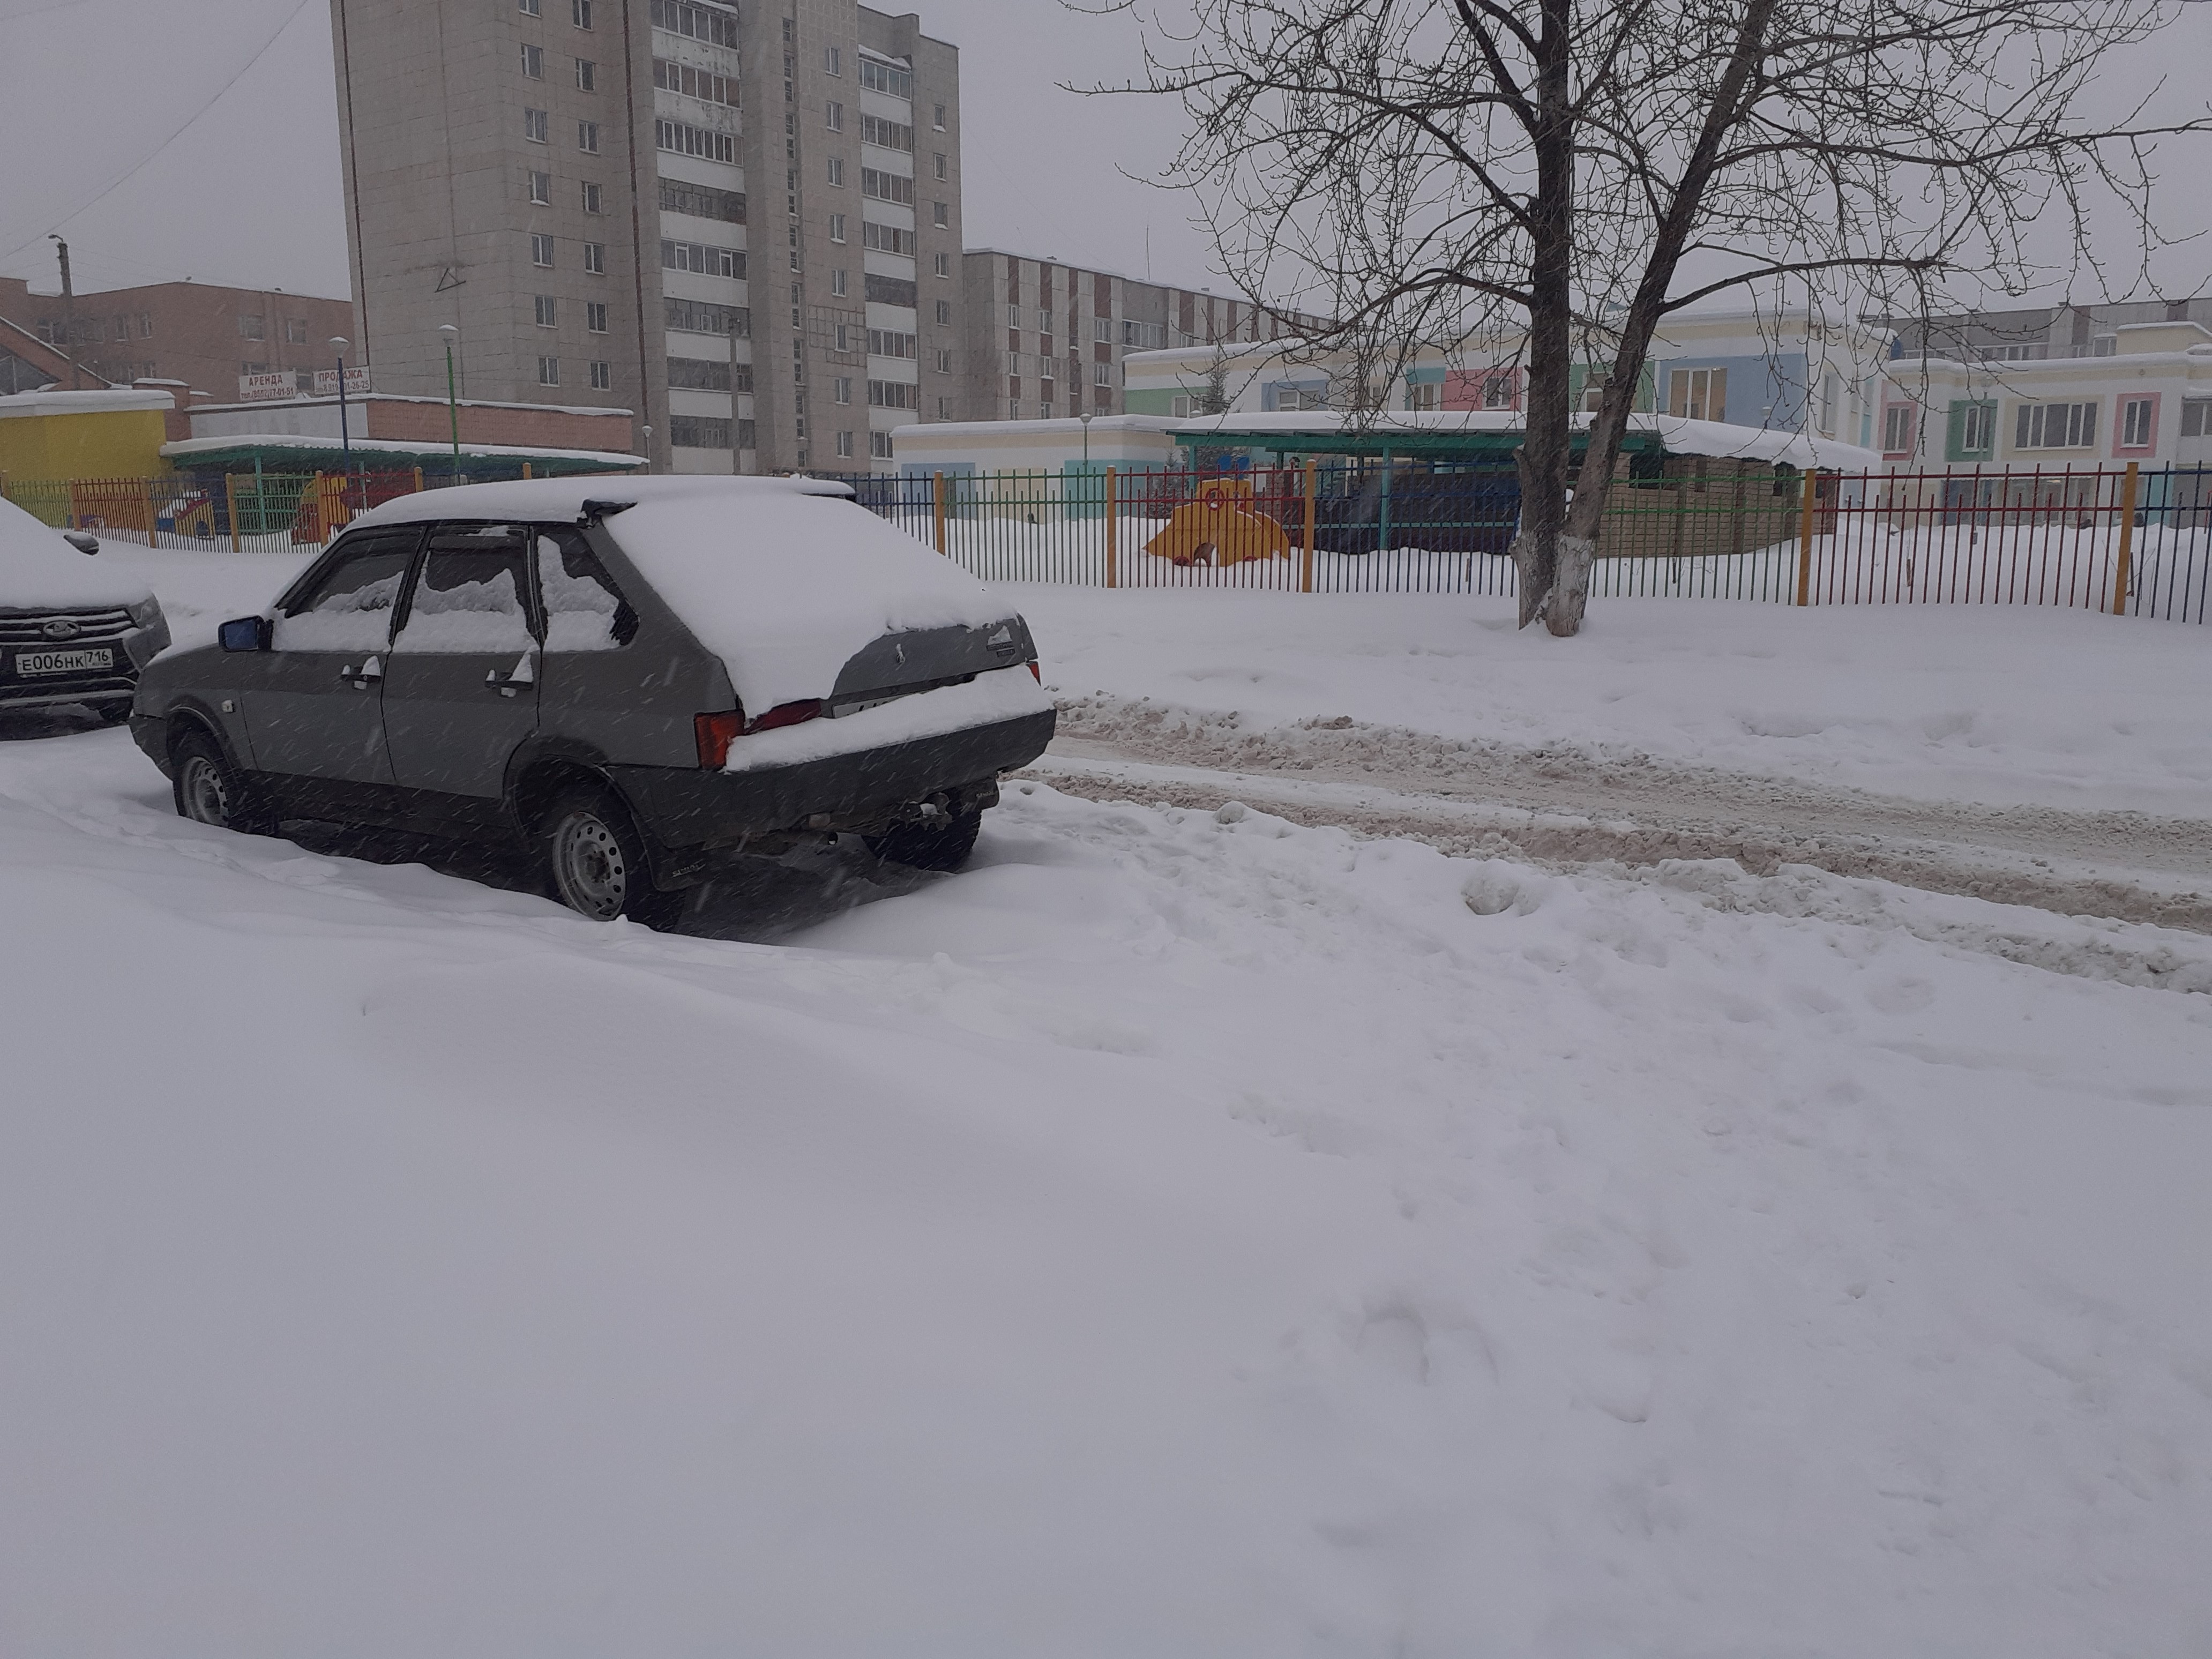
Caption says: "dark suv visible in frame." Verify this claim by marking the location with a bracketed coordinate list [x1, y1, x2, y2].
[129, 477, 1055, 925]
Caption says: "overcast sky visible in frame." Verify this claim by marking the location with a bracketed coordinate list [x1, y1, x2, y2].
[0, 0, 2206, 308]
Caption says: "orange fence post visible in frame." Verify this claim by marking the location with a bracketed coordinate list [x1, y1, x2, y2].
[1105, 467, 1118, 588]
[1301, 461, 1317, 594]
[225, 474, 242, 551]
[146, 479, 160, 549]
[412, 466, 424, 494]
[1795, 468, 1819, 606]
[2110, 460, 2141, 616]
[932, 470, 947, 554]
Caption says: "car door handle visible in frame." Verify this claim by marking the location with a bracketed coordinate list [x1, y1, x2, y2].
[483, 652, 535, 698]
[338, 654, 383, 687]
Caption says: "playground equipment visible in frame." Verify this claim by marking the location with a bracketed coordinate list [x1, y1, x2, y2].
[1144, 476, 1293, 566]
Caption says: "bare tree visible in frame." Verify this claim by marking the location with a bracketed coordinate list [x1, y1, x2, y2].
[1095, 0, 2210, 633]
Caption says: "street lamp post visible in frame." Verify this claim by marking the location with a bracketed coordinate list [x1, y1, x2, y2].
[438, 324, 461, 482]
[329, 337, 354, 503]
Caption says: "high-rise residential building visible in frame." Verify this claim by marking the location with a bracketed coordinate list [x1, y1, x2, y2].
[958, 250, 1327, 423]
[330, 0, 963, 474]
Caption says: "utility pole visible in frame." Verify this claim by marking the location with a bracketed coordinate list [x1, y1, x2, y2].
[331, 336, 354, 505]
[439, 323, 461, 480]
[49, 236, 78, 390]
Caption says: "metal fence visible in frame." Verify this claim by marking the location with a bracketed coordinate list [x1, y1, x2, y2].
[827, 462, 2212, 623]
[6, 460, 2207, 624]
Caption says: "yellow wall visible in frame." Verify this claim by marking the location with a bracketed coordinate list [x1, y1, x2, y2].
[0, 408, 171, 481]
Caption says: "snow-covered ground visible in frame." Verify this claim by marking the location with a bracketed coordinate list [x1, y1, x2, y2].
[4, 548, 2209, 1655]
[1015, 584, 2212, 816]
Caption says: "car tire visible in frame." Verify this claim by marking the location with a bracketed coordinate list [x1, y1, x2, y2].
[865, 807, 983, 873]
[171, 727, 278, 835]
[541, 786, 682, 929]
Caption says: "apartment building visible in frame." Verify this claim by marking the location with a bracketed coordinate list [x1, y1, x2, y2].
[0, 275, 353, 400]
[960, 250, 1327, 423]
[329, 0, 963, 473]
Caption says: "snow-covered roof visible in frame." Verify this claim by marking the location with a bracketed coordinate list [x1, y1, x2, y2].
[1169, 408, 1882, 470]
[161, 433, 649, 468]
[0, 387, 176, 418]
[893, 414, 1187, 442]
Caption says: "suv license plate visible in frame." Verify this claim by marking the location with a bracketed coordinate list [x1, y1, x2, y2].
[13, 647, 115, 677]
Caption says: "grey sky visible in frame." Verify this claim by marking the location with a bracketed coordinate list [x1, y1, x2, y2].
[0, 0, 2205, 308]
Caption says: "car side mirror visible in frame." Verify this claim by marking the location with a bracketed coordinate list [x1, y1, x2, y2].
[219, 616, 273, 652]
[63, 532, 100, 555]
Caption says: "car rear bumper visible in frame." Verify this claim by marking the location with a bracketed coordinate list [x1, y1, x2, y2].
[610, 706, 1056, 853]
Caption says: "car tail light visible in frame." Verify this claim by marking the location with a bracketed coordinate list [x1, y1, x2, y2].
[1028, 660, 1041, 682]
[695, 700, 824, 768]
[695, 711, 745, 768]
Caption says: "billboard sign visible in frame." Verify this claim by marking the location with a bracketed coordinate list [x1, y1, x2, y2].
[313, 367, 373, 398]
[236, 371, 298, 402]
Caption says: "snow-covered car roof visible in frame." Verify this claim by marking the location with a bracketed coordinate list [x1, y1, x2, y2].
[347, 475, 1021, 715]
[0, 494, 155, 611]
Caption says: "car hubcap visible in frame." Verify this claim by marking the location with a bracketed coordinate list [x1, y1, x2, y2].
[555, 813, 627, 918]
[181, 755, 229, 826]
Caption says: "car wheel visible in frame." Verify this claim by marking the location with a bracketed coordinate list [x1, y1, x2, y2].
[171, 727, 278, 835]
[542, 787, 681, 928]
[865, 807, 983, 873]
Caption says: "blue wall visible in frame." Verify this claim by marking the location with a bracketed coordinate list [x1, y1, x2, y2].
[1648, 352, 1810, 429]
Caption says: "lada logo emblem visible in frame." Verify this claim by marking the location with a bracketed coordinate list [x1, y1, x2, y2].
[41, 619, 79, 641]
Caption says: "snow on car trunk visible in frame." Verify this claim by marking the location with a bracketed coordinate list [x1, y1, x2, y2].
[602, 490, 1019, 715]
[0, 495, 156, 610]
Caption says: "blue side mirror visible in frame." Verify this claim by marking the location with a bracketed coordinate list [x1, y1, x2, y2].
[219, 616, 273, 652]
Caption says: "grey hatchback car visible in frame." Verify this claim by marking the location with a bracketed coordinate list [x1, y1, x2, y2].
[130, 476, 1056, 925]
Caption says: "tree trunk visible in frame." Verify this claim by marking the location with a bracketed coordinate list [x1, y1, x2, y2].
[1514, 0, 1577, 631]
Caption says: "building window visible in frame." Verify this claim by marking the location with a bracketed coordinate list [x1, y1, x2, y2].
[860, 168, 913, 205]
[668, 355, 734, 390]
[860, 114, 913, 152]
[1881, 403, 1915, 455]
[827, 156, 845, 187]
[1007, 304, 1019, 329]
[931, 253, 949, 280]
[652, 58, 738, 106]
[528, 169, 552, 203]
[576, 57, 595, 90]
[658, 178, 745, 221]
[932, 102, 946, 130]
[2120, 395, 2156, 450]
[1665, 365, 1726, 422]
[534, 295, 558, 326]
[664, 296, 751, 337]
[858, 57, 913, 97]
[668, 414, 732, 448]
[524, 107, 549, 143]
[933, 152, 947, 181]
[829, 267, 848, 297]
[519, 0, 540, 12]
[1008, 398, 1021, 419]
[539, 355, 561, 385]
[589, 360, 611, 390]
[871, 431, 894, 459]
[833, 376, 853, 404]
[861, 221, 914, 257]
[1094, 317, 1113, 343]
[932, 201, 948, 228]
[936, 300, 952, 325]
[836, 430, 854, 457]
[828, 213, 846, 243]
[1093, 360, 1110, 387]
[580, 180, 602, 213]
[933, 348, 952, 373]
[237, 313, 265, 340]
[577, 119, 599, 152]
[2182, 398, 2212, 438]
[868, 379, 918, 409]
[650, 0, 738, 44]
[532, 233, 555, 267]
[661, 238, 745, 278]
[283, 318, 308, 344]
[1171, 394, 1193, 419]
[583, 241, 605, 274]
[521, 42, 544, 78]
[864, 273, 917, 308]
[2015, 400, 2097, 449]
[572, 0, 592, 25]
[1818, 371, 1841, 436]
[586, 301, 608, 332]
[1947, 399, 1995, 456]
[655, 118, 735, 163]
[868, 328, 917, 358]
[138, 312, 154, 338]
[825, 100, 843, 131]
[824, 44, 840, 74]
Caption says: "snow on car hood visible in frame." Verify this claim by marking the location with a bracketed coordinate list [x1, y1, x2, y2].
[603, 491, 1021, 716]
[0, 495, 155, 610]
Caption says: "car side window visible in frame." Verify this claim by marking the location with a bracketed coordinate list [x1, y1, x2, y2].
[535, 527, 637, 651]
[393, 525, 537, 654]
[272, 532, 418, 652]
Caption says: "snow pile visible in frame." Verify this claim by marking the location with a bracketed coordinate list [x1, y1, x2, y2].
[0, 494, 155, 610]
